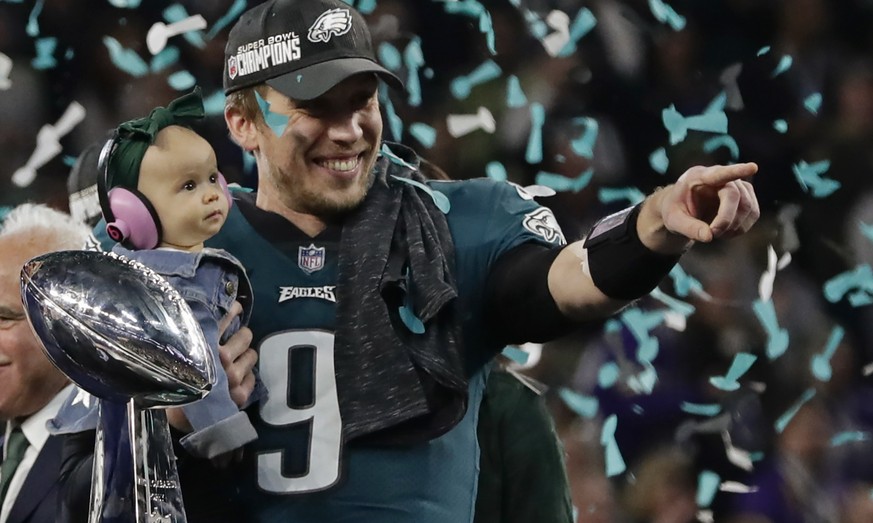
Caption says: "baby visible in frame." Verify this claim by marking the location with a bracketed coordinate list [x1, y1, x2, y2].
[53, 87, 259, 459]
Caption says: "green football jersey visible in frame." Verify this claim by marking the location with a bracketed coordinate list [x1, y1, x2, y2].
[197, 176, 566, 522]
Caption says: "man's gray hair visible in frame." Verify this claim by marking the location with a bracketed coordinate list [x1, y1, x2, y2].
[0, 202, 92, 249]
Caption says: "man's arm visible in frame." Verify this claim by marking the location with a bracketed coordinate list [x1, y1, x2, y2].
[549, 163, 759, 319]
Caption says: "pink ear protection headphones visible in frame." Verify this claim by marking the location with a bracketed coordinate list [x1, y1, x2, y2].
[96, 131, 233, 250]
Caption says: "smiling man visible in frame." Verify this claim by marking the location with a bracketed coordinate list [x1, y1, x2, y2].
[0, 204, 90, 523]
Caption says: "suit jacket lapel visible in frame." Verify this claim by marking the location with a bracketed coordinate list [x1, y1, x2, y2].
[6, 435, 63, 523]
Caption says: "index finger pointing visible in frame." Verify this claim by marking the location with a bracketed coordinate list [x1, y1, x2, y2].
[698, 162, 758, 187]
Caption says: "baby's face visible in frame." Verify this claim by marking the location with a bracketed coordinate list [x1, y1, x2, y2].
[138, 126, 228, 251]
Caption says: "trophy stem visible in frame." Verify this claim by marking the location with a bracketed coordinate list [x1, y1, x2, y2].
[88, 400, 188, 522]
[90, 399, 135, 523]
[130, 403, 188, 523]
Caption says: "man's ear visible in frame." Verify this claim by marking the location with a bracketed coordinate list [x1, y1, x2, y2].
[225, 106, 259, 152]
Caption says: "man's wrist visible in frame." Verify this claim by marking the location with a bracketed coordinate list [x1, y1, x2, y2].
[638, 189, 694, 255]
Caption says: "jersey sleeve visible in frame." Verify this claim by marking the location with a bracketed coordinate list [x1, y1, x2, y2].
[435, 178, 566, 264]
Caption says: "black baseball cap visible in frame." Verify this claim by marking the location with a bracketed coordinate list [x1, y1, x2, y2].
[223, 0, 403, 100]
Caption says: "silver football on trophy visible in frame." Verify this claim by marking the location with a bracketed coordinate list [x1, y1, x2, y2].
[20, 249, 214, 408]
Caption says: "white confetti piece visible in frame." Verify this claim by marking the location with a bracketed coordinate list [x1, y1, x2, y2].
[147, 15, 207, 55]
[0, 52, 12, 90]
[12, 101, 85, 187]
[446, 106, 495, 137]
[541, 10, 571, 57]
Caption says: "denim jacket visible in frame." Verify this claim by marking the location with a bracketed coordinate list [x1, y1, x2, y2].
[51, 246, 261, 459]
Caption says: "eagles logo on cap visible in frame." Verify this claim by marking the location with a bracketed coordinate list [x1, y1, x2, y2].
[308, 8, 353, 43]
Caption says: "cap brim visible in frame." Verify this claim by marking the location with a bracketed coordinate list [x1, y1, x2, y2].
[265, 57, 404, 101]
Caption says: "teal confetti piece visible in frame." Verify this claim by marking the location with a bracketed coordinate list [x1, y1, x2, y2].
[103, 36, 149, 77]
[681, 402, 722, 416]
[667, 264, 703, 298]
[398, 265, 425, 334]
[831, 431, 869, 447]
[558, 388, 599, 419]
[207, 0, 247, 39]
[254, 91, 289, 137]
[163, 4, 206, 48]
[775, 388, 816, 433]
[31, 37, 57, 70]
[804, 93, 822, 115]
[526, 102, 545, 164]
[64, 47, 74, 60]
[757, 46, 770, 56]
[662, 104, 728, 145]
[620, 307, 665, 356]
[535, 168, 593, 193]
[649, 147, 669, 174]
[598, 187, 645, 206]
[403, 37, 425, 107]
[570, 117, 598, 158]
[860, 221, 873, 244]
[703, 135, 740, 159]
[25, 0, 44, 37]
[108, 0, 142, 7]
[598, 362, 620, 388]
[710, 352, 757, 391]
[557, 7, 598, 57]
[380, 87, 404, 144]
[390, 175, 451, 213]
[486, 161, 508, 182]
[632, 404, 644, 414]
[705, 91, 728, 113]
[501, 345, 529, 365]
[409, 122, 436, 148]
[356, 0, 377, 15]
[811, 325, 844, 382]
[380, 143, 417, 169]
[521, 8, 549, 39]
[63, 155, 76, 167]
[450, 59, 502, 99]
[150, 46, 180, 72]
[773, 120, 788, 133]
[793, 159, 839, 198]
[378, 42, 402, 71]
[506, 75, 527, 108]
[167, 70, 196, 90]
[753, 298, 789, 360]
[202, 90, 225, 116]
[824, 265, 873, 304]
[696, 470, 720, 507]
[648, 0, 686, 30]
[601, 414, 626, 477]
[771, 55, 793, 78]
[398, 304, 425, 334]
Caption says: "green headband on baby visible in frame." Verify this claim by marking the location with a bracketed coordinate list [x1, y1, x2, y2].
[107, 86, 206, 190]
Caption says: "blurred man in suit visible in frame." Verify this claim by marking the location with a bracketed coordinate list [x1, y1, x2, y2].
[0, 203, 91, 523]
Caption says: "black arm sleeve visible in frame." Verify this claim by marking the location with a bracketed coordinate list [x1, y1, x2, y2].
[58, 431, 96, 523]
[483, 242, 579, 345]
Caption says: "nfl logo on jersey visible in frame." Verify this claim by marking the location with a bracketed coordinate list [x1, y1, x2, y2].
[298, 244, 325, 274]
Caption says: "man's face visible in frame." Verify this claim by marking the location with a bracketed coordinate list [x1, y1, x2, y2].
[254, 73, 383, 217]
[138, 126, 229, 251]
[0, 233, 69, 420]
